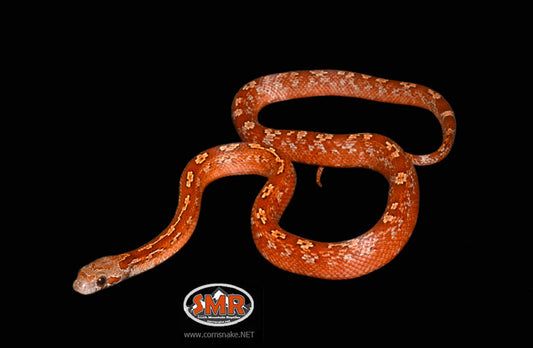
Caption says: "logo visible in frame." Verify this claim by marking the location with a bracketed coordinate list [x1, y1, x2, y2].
[183, 283, 254, 327]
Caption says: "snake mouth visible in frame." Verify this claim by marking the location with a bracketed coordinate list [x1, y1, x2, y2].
[72, 279, 92, 295]
[73, 277, 95, 295]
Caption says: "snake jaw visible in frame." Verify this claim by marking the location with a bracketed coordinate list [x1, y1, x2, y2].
[73, 255, 127, 295]
[72, 273, 95, 295]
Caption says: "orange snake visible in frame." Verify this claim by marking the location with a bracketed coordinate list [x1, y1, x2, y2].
[73, 70, 455, 294]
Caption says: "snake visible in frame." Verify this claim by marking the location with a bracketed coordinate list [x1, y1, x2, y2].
[73, 70, 455, 294]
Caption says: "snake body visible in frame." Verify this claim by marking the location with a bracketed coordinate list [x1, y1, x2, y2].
[73, 70, 455, 294]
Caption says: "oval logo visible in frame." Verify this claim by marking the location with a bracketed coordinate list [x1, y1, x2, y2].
[183, 283, 254, 327]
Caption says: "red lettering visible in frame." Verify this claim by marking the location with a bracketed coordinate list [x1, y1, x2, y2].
[228, 295, 245, 315]
[205, 295, 225, 315]
[192, 294, 204, 315]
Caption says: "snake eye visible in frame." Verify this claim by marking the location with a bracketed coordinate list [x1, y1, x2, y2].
[96, 276, 107, 287]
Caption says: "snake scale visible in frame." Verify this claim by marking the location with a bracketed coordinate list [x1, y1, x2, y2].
[73, 70, 455, 294]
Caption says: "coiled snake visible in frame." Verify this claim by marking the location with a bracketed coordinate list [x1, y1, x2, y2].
[73, 70, 455, 294]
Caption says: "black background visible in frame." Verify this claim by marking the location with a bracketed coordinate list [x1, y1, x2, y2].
[21, 5, 528, 347]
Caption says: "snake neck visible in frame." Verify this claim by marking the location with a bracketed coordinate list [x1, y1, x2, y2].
[118, 196, 200, 279]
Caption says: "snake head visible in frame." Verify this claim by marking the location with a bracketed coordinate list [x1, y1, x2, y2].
[73, 255, 128, 295]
